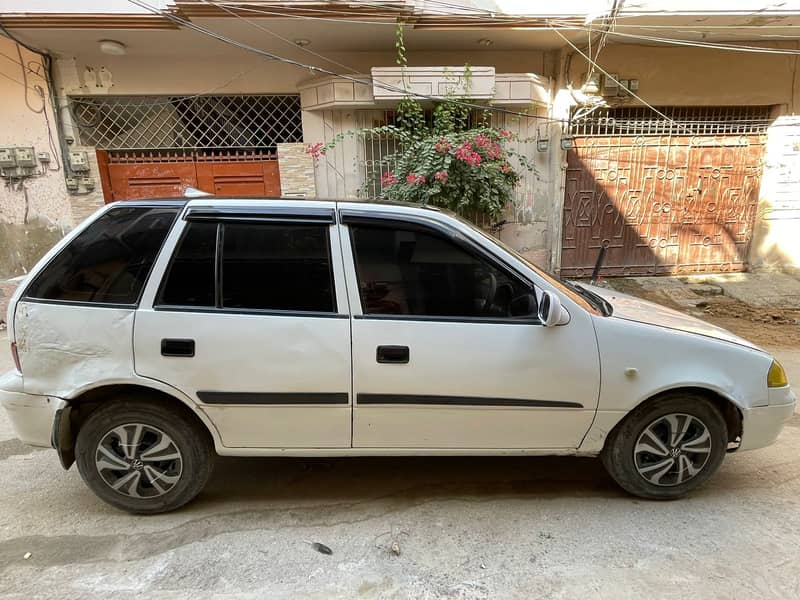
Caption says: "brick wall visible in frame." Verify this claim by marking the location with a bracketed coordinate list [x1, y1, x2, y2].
[277, 143, 316, 198]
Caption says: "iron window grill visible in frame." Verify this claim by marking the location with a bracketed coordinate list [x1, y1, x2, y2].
[70, 95, 303, 150]
[568, 106, 774, 137]
[357, 109, 493, 198]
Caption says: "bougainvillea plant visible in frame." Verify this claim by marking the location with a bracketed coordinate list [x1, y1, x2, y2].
[306, 25, 533, 220]
[307, 112, 534, 221]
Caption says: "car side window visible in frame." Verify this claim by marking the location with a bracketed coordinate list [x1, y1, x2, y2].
[221, 223, 334, 312]
[25, 206, 179, 305]
[349, 223, 537, 319]
[159, 222, 217, 307]
[158, 221, 335, 313]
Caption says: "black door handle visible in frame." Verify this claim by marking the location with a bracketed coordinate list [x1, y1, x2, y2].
[161, 338, 195, 357]
[376, 345, 409, 364]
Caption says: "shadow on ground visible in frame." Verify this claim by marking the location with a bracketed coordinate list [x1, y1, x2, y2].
[196, 455, 622, 509]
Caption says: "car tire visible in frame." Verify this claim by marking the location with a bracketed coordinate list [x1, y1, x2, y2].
[75, 398, 214, 514]
[601, 392, 729, 500]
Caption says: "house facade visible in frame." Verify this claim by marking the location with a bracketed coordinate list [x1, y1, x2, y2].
[1, 0, 799, 278]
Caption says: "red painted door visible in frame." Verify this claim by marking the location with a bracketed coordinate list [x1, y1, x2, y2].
[107, 161, 198, 201]
[196, 161, 281, 196]
[101, 151, 281, 202]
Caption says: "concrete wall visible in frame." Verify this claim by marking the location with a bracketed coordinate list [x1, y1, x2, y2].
[3, 34, 799, 276]
[564, 42, 800, 109]
[0, 36, 70, 278]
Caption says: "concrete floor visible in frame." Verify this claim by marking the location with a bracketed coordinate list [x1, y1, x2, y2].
[1, 331, 799, 599]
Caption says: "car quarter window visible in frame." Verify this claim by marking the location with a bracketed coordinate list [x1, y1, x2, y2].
[158, 220, 335, 313]
[349, 223, 538, 319]
[25, 205, 179, 305]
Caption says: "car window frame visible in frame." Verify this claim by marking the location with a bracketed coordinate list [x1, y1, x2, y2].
[20, 201, 184, 309]
[153, 214, 343, 318]
[341, 209, 542, 325]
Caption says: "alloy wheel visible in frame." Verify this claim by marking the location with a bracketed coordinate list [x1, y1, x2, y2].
[633, 413, 712, 487]
[95, 423, 183, 498]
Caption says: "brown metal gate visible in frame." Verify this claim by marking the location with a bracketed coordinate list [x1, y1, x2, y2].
[99, 150, 281, 202]
[560, 107, 771, 277]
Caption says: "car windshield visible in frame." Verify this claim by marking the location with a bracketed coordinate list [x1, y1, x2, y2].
[452, 214, 610, 316]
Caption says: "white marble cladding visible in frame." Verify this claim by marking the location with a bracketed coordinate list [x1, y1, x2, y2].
[494, 73, 551, 107]
[298, 74, 374, 110]
[370, 66, 495, 101]
[299, 69, 550, 111]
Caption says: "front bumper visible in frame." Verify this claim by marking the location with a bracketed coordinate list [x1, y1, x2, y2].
[739, 386, 797, 451]
[0, 370, 65, 447]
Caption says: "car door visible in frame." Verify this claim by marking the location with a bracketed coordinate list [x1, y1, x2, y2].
[340, 207, 601, 449]
[134, 202, 352, 449]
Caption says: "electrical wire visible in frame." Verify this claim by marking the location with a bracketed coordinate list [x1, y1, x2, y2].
[203, 1, 800, 55]
[550, 25, 688, 132]
[0, 50, 46, 77]
[213, 2, 400, 24]
[128, 0, 558, 122]
[1, 26, 65, 172]
[16, 42, 45, 114]
[551, 19, 800, 55]
[0, 69, 30, 89]
[200, 0, 361, 74]
[210, 0, 538, 25]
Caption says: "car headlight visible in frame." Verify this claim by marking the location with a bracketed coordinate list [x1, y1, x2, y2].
[768, 360, 789, 388]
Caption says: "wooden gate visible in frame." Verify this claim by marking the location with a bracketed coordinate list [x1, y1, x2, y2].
[99, 150, 281, 202]
[560, 107, 770, 277]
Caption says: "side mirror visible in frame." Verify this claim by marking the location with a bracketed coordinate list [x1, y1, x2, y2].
[538, 290, 569, 327]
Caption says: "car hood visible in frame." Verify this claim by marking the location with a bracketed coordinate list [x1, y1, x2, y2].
[578, 283, 765, 352]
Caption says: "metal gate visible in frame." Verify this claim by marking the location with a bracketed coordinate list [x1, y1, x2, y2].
[561, 106, 772, 276]
[100, 150, 281, 201]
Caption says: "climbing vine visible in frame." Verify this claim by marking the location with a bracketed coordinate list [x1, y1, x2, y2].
[307, 24, 533, 220]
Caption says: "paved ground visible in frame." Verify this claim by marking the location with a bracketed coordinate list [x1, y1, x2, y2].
[1, 295, 799, 599]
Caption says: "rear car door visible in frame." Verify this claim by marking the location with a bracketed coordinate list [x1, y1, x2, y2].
[340, 207, 601, 450]
[134, 202, 352, 449]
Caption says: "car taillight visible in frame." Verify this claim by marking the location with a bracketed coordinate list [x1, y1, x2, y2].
[10, 341, 21, 373]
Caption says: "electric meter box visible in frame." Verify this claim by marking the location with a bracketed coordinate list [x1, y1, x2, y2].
[0, 148, 16, 168]
[14, 147, 36, 168]
[68, 151, 90, 172]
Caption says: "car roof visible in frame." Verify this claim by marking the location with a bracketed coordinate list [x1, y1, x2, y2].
[110, 196, 444, 213]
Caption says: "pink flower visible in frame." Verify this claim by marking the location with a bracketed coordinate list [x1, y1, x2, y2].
[305, 142, 325, 159]
[473, 133, 491, 148]
[434, 139, 452, 154]
[501, 163, 511, 174]
[380, 170, 397, 186]
[454, 142, 482, 166]
[486, 142, 503, 160]
[433, 170, 448, 183]
[499, 129, 513, 140]
[406, 173, 426, 184]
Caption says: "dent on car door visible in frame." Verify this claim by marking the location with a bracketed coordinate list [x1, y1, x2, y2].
[341, 211, 601, 450]
[134, 207, 353, 448]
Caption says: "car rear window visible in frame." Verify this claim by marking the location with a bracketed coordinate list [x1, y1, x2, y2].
[25, 206, 179, 305]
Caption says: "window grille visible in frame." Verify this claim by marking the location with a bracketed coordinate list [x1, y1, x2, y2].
[568, 106, 774, 137]
[70, 95, 303, 150]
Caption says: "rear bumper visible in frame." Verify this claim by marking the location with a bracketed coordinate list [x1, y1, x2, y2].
[739, 386, 796, 451]
[0, 371, 65, 447]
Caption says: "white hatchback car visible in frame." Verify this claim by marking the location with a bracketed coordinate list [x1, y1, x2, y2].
[1, 198, 795, 513]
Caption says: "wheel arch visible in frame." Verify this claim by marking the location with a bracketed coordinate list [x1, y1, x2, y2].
[57, 382, 220, 469]
[602, 385, 743, 452]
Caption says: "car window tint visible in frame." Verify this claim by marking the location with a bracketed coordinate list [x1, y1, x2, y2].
[25, 206, 179, 305]
[350, 224, 537, 318]
[222, 223, 334, 312]
[159, 222, 217, 307]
